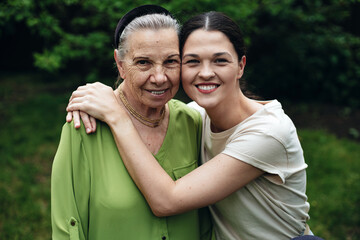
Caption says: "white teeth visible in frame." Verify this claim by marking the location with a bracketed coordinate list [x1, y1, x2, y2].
[151, 90, 165, 95]
[198, 85, 217, 90]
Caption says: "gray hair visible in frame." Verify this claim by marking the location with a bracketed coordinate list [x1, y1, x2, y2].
[116, 13, 180, 60]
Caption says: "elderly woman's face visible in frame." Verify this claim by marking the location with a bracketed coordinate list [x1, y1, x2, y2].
[118, 28, 180, 109]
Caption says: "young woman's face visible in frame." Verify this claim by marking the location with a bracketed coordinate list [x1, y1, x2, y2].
[117, 28, 180, 110]
[181, 29, 245, 109]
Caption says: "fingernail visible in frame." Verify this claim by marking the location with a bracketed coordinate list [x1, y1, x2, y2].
[86, 128, 91, 133]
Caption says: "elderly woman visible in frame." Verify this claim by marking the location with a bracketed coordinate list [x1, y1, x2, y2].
[51, 5, 212, 239]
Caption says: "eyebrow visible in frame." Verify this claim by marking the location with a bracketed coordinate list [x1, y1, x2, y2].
[183, 53, 198, 58]
[214, 52, 231, 57]
[133, 56, 150, 61]
[168, 54, 180, 59]
[133, 54, 180, 61]
[183, 52, 231, 58]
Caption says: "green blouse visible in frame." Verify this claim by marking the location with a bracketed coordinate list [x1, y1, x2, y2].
[51, 99, 213, 240]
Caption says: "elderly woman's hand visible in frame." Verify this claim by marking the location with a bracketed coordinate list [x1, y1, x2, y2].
[66, 82, 124, 133]
[66, 110, 97, 134]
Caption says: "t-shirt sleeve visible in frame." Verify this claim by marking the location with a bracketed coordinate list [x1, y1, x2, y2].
[51, 122, 90, 240]
[222, 132, 288, 184]
[187, 101, 206, 120]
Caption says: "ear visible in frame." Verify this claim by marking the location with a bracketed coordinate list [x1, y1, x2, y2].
[237, 55, 246, 80]
[114, 49, 126, 79]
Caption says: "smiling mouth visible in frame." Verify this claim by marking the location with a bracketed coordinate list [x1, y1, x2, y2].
[196, 84, 219, 93]
[148, 90, 166, 95]
[197, 85, 217, 91]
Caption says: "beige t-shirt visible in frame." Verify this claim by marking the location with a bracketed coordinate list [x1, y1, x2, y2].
[189, 100, 310, 240]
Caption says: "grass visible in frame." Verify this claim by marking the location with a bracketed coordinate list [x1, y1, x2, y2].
[0, 73, 359, 239]
[300, 129, 360, 239]
[0, 73, 73, 239]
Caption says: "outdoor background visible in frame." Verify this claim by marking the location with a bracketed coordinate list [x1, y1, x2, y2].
[1, 0, 359, 239]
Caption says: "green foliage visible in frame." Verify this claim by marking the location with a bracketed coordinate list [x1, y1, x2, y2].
[1, 0, 359, 105]
[1, 0, 136, 76]
[299, 129, 360, 239]
[247, 0, 360, 108]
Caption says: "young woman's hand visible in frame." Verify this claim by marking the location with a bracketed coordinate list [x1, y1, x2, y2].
[66, 82, 125, 131]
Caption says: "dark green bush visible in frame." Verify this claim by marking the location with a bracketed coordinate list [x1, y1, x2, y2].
[1, 0, 359, 106]
[246, 0, 360, 107]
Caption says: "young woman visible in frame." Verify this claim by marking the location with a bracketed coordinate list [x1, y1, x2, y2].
[67, 11, 314, 239]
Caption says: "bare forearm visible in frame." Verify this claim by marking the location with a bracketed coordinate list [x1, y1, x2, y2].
[107, 118, 179, 216]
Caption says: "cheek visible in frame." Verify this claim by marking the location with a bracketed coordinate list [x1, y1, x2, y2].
[181, 67, 194, 88]
[180, 71, 194, 99]
[129, 69, 149, 86]
[168, 67, 180, 87]
[227, 68, 241, 85]
[215, 66, 238, 84]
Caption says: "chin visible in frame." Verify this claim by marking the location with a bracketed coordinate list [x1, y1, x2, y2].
[193, 98, 219, 110]
[151, 98, 172, 108]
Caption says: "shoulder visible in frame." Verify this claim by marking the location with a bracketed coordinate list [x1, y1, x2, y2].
[169, 99, 202, 123]
[258, 100, 299, 147]
[226, 101, 298, 156]
[240, 100, 297, 145]
[187, 101, 206, 120]
[54, 121, 114, 168]
[224, 100, 305, 181]
[59, 120, 112, 147]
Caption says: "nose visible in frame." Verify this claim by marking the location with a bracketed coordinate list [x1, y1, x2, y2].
[150, 65, 167, 85]
[198, 63, 215, 79]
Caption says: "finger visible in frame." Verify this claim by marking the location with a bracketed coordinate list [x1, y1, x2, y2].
[67, 96, 88, 112]
[73, 110, 81, 129]
[69, 94, 73, 103]
[90, 116, 97, 132]
[80, 111, 92, 134]
[69, 89, 88, 103]
[66, 111, 73, 123]
[77, 84, 95, 91]
[67, 102, 82, 112]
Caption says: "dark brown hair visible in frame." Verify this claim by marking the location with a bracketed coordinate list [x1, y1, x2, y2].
[180, 11, 246, 60]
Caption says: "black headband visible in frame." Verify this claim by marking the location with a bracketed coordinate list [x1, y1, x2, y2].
[114, 5, 174, 49]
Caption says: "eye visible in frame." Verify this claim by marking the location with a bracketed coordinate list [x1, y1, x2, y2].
[166, 59, 176, 64]
[183, 59, 200, 65]
[165, 58, 180, 67]
[136, 60, 150, 65]
[214, 58, 229, 64]
[135, 59, 152, 70]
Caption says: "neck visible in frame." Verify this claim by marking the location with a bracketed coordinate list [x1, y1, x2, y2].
[205, 92, 261, 133]
[118, 85, 164, 119]
[117, 85, 166, 128]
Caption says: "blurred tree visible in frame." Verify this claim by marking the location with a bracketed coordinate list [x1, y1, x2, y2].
[247, 0, 360, 107]
[1, 0, 137, 80]
[0, 0, 359, 106]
